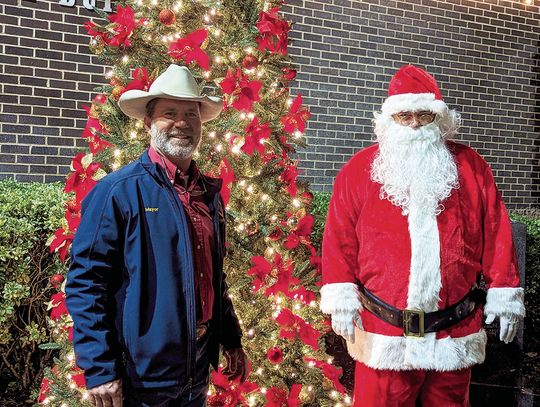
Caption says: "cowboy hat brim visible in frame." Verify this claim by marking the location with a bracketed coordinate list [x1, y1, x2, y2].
[118, 89, 223, 123]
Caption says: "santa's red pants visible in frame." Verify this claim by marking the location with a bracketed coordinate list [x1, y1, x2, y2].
[353, 363, 471, 407]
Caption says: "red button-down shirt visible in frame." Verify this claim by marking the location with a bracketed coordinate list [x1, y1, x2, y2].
[149, 147, 214, 323]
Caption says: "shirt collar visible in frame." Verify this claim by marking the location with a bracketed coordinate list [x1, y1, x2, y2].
[148, 146, 201, 188]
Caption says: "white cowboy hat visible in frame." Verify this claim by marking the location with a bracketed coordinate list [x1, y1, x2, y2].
[118, 64, 223, 122]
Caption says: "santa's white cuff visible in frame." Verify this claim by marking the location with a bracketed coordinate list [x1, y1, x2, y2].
[484, 287, 525, 319]
[320, 283, 362, 315]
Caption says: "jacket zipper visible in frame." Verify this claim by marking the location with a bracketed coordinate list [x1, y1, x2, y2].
[159, 169, 196, 386]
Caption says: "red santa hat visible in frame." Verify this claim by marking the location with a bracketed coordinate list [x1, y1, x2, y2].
[380, 65, 448, 116]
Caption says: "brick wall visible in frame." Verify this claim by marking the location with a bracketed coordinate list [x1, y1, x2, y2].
[282, 0, 540, 208]
[0, 0, 108, 183]
[0, 0, 539, 208]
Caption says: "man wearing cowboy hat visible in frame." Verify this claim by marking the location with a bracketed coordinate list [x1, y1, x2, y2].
[320, 65, 524, 406]
[66, 64, 247, 407]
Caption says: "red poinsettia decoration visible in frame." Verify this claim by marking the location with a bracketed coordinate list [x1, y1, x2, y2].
[266, 346, 284, 364]
[49, 292, 68, 321]
[65, 195, 81, 215]
[256, 8, 291, 55]
[38, 377, 51, 403]
[49, 209, 80, 262]
[308, 245, 322, 274]
[304, 357, 345, 394]
[284, 213, 314, 250]
[82, 105, 112, 154]
[218, 158, 236, 206]
[241, 117, 271, 156]
[274, 308, 320, 350]
[288, 286, 316, 305]
[210, 367, 258, 406]
[64, 153, 105, 204]
[247, 256, 273, 292]
[281, 94, 310, 134]
[107, 5, 146, 48]
[279, 162, 299, 197]
[84, 21, 109, 44]
[248, 253, 304, 299]
[168, 29, 210, 70]
[122, 67, 153, 93]
[264, 254, 300, 299]
[281, 68, 297, 81]
[220, 67, 262, 112]
[70, 371, 86, 388]
[268, 227, 283, 241]
[264, 384, 302, 407]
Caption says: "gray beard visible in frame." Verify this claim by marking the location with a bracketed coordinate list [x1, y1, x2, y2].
[370, 121, 459, 215]
[150, 123, 197, 159]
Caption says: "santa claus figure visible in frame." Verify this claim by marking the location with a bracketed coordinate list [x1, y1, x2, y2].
[320, 65, 525, 406]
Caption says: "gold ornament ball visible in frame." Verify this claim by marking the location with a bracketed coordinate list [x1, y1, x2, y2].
[89, 37, 105, 54]
[287, 216, 298, 227]
[301, 388, 315, 404]
[112, 85, 125, 99]
[159, 9, 176, 25]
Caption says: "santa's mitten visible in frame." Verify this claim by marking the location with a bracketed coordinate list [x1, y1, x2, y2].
[320, 282, 362, 343]
[331, 310, 356, 343]
[484, 287, 525, 344]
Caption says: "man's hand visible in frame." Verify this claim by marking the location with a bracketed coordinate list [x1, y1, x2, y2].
[485, 313, 519, 344]
[86, 378, 123, 407]
[222, 347, 248, 382]
[331, 310, 357, 343]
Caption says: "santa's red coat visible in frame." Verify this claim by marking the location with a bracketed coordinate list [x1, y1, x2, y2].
[320, 141, 524, 371]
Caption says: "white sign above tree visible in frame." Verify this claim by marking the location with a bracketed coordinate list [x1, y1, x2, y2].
[58, 0, 113, 12]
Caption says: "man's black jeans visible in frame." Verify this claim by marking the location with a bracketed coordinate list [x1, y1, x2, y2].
[123, 333, 211, 407]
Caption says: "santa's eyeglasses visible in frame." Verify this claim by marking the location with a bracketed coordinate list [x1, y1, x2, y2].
[392, 111, 437, 127]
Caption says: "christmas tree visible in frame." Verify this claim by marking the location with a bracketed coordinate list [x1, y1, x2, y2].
[39, 1, 350, 405]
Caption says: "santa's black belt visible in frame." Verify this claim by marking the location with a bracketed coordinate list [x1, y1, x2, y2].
[357, 284, 486, 337]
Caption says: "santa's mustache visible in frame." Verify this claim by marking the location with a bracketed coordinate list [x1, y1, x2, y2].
[370, 119, 459, 215]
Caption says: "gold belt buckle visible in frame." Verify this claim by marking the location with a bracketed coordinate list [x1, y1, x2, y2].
[403, 308, 424, 337]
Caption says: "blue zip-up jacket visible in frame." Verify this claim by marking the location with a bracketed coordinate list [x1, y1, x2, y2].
[65, 150, 242, 390]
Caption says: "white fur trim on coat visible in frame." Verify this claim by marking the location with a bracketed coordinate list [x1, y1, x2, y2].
[346, 327, 487, 371]
[381, 93, 448, 116]
[320, 283, 362, 315]
[484, 287, 525, 318]
[406, 204, 442, 312]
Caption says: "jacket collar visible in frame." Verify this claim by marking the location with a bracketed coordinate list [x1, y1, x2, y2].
[140, 149, 223, 198]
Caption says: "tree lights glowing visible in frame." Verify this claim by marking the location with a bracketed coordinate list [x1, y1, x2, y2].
[41, 0, 350, 405]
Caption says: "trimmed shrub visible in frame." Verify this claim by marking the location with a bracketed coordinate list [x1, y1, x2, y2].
[310, 191, 331, 248]
[0, 179, 65, 405]
[510, 208, 540, 393]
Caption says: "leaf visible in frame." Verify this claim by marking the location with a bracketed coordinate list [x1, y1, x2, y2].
[38, 342, 62, 350]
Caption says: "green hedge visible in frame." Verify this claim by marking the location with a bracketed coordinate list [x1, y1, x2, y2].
[310, 191, 331, 248]
[0, 179, 65, 405]
[509, 209, 540, 392]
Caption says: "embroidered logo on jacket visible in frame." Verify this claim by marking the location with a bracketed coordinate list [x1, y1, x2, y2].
[145, 207, 159, 212]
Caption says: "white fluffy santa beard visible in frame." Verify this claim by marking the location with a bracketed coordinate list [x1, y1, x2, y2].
[371, 116, 460, 311]
[371, 118, 459, 216]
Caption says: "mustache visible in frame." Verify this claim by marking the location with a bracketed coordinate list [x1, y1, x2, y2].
[165, 130, 192, 138]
